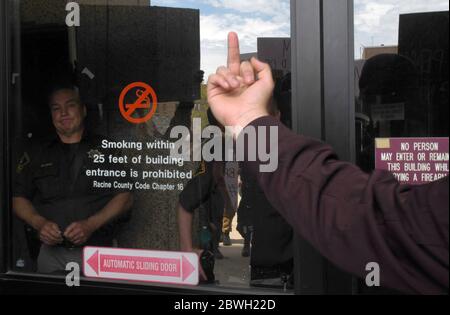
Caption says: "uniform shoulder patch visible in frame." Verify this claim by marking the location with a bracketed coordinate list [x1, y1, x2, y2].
[194, 161, 207, 177]
[87, 149, 102, 160]
[16, 152, 31, 174]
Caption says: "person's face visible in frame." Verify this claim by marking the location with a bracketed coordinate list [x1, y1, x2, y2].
[49, 89, 86, 137]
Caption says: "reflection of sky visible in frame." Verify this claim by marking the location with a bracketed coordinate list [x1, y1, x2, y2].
[151, 0, 290, 77]
[354, 0, 449, 59]
[151, 0, 449, 75]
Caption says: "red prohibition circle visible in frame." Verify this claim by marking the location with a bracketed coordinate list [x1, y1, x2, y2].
[119, 82, 158, 124]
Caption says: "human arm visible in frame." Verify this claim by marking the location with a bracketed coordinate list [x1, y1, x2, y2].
[13, 197, 63, 246]
[64, 192, 133, 245]
[206, 32, 449, 294]
[244, 117, 449, 294]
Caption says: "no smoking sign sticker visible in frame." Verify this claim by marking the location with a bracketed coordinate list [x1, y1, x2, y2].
[119, 82, 158, 124]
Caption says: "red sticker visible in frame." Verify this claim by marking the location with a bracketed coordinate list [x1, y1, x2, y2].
[119, 82, 158, 124]
[83, 247, 199, 286]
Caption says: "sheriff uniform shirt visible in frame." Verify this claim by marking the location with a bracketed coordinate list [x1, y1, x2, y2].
[14, 132, 131, 247]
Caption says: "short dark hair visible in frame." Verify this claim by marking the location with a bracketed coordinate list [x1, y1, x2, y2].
[47, 84, 82, 106]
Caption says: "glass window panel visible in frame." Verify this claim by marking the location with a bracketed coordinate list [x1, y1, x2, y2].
[354, 0, 449, 292]
[10, 0, 293, 292]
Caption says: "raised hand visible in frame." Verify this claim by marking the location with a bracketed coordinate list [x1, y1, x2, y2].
[207, 32, 275, 129]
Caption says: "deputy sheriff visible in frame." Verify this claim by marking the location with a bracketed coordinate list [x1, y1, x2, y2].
[178, 110, 236, 281]
[13, 85, 133, 274]
[177, 158, 234, 281]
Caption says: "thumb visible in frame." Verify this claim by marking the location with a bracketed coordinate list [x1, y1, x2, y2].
[250, 57, 274, 87]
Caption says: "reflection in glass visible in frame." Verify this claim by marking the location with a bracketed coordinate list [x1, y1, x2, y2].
[354, 1, 449, 293]
[354, 1, 449, 172]
[11, 0, 293, 291]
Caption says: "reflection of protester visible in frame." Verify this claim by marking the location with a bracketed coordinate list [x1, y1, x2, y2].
[221, 213, 234, 246]
[236, 170, 252, 257]
[222, 160, 240, 247]
[207, 32, 449, 294]
[13, 85, 133, 274]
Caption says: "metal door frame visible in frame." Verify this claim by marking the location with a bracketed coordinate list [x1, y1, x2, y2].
[291, 0, 356, 294]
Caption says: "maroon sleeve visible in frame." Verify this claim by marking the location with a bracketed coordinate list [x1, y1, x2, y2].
[242, 116, 449, 294]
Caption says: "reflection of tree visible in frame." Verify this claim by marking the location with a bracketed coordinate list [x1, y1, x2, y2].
[191, 84, 211, 129]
